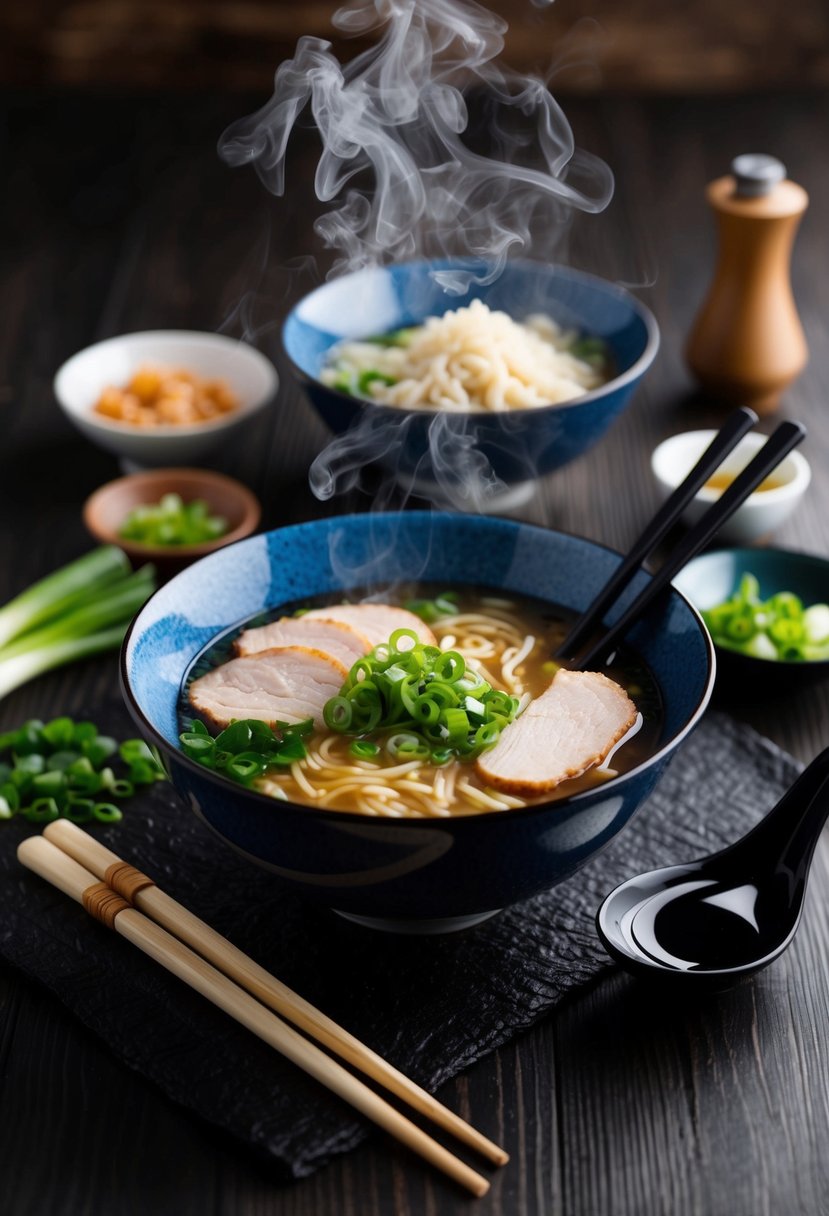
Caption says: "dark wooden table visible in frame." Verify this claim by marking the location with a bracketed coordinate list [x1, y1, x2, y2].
[2, 89, 829, 1216]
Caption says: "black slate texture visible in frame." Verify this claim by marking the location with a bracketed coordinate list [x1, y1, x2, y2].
[0, 706, 800, 1179]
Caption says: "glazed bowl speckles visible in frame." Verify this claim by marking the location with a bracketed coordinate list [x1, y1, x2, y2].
[122, 512, 714, 933]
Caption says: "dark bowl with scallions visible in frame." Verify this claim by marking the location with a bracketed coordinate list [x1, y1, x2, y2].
[675, 548, 829, 693]
[121, 512, 714, 933]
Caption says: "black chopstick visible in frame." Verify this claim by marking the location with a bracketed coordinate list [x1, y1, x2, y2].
[556, 406, 758, 660]
[572, 419, 807, 671]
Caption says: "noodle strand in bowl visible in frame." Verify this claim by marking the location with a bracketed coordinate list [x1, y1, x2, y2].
[322, 300, 608, 412]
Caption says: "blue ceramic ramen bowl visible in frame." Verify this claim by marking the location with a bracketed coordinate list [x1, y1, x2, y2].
[122, 512, 714, 933]
[282, 260, 659, 501]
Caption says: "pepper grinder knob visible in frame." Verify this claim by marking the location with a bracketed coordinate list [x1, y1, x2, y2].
[731, 153, 786, 197]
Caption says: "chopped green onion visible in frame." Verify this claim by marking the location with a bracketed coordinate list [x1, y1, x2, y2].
[361, 327, 416, 348]
[387, 732, 431, 761]
[0, 716, 165, 826]
[324, 697, 353, 731]
[357, 370, 397, 395]
[178, 718, 309, 785]
[226, 755, 266, 783]
[321, 628, 520, 764]
[702, 574, 829, 663]
[65, 797, 95, 824]
[119, 494, 229, 548]
[350, 740, 380, 760]
[23, 797, 61, 823]
[570, 336, 609, 367]
[41, 717, 77, 749]
[180, 732, 214, 759]
[92, 803, 123, 824]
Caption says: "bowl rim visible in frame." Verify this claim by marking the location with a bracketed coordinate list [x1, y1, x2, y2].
[82, 467, 262, 559]
[651, 429, 811, 507]
[54, 329, 278, 438]
[280, 258, 661, 418]
[676, 545, 829, 672]
[120, 512, 716, 829]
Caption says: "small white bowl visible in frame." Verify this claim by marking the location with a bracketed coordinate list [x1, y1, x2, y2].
[651, 429, 811, 544]
[54, 330, 278, 467]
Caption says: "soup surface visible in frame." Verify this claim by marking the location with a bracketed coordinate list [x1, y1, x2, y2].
[181, 585, 662, 818]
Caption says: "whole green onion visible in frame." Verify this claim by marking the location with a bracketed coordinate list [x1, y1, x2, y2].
[0, 548, 156, 701]
[0, 546, 131, 650]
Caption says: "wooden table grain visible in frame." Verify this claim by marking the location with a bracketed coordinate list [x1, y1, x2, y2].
[2, 89, 828, 1216]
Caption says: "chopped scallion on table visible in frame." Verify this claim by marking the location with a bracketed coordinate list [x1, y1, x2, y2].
[0, 717, 166, 825]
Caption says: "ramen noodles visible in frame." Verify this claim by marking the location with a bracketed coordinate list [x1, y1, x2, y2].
[321, 299, 610, 412]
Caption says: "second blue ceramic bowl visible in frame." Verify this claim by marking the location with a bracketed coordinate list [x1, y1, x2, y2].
[122, 513, 714, 932]
[282, 260, 659, 494]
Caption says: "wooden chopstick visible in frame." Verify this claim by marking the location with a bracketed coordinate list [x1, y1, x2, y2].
[573, 419, 807, 671]
[556, 406, 758, 661]
[42, 821, 506, 1169]
[18, 835, 493, 1198]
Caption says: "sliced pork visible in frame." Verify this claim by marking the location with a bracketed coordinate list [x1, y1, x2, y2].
[302, 603, 437, 647]
[234, 615, 372, 666]
[476, 669, 638, 796]
[188, 646, 348, 731]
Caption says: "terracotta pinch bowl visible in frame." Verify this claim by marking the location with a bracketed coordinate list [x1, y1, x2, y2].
[83, 468, 261, 578]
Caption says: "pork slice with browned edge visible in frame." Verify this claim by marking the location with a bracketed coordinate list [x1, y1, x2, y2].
[234, 615, 372, 666]
[188, 646, 348, 731]
[302, 603, 437, 647]
[476, 669, 638, 796]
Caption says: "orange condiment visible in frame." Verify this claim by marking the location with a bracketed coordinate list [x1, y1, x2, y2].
[94, 366, 239, 427]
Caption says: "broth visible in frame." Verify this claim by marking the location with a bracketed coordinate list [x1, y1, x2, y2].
[181, 585, 663, 818]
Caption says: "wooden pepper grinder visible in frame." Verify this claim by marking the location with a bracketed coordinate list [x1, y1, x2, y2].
[685, 154, 808, 414]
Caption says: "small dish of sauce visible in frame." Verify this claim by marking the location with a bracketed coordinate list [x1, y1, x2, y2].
[702, 470, 787, 496]
[651, 428, 810, 544]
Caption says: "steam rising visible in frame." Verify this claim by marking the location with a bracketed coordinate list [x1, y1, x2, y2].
[220, 0, 613, 287]
[221, 0, 615, 513]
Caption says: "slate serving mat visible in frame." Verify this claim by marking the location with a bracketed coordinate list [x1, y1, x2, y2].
[0, 705, 800, 1180]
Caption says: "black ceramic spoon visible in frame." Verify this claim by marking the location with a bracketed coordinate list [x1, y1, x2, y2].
[596, 746, 829, 987]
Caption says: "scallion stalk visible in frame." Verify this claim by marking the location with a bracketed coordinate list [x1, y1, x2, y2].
[0, 625, 130, 701]
[0, 548, 156, 701]
[0, 546, 130, 649]
[0, 568, 154, 661]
